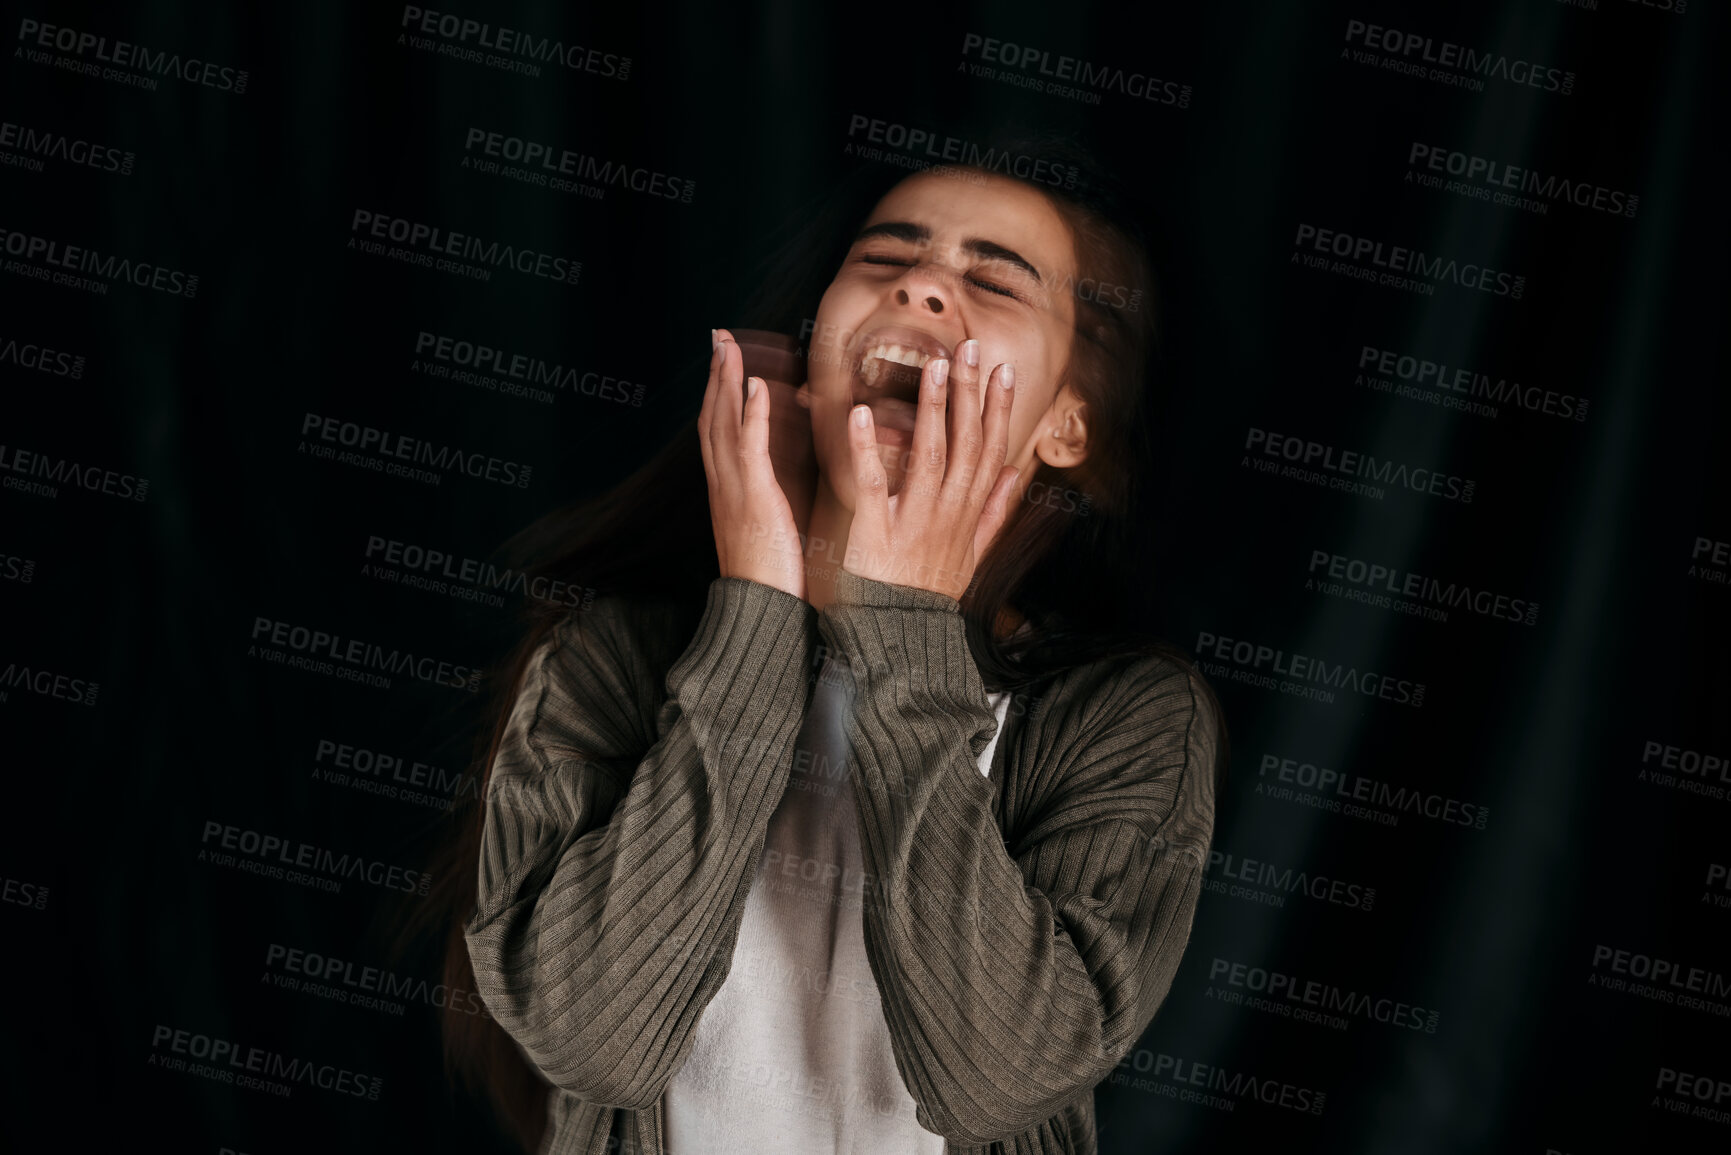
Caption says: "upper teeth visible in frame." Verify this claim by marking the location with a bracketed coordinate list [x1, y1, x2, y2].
[860, 342, 934, 388]
[863, 343, 932, 369]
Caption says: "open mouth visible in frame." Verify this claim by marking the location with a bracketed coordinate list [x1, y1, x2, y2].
[849, 328, 954, 443]
[857, 341, 933, 395]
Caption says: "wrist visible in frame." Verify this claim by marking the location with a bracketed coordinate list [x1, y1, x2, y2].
[832, 566, 960, 613]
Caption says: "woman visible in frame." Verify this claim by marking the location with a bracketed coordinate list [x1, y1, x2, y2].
[433, 134, 1229, 1155]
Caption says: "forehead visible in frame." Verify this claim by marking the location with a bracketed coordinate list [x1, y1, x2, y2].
[862, 171, 1075, 276]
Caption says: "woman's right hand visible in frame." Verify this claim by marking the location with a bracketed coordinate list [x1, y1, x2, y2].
[698, 328, 806, 599]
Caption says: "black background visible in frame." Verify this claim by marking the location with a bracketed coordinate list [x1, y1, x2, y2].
[2, 1, 1726, 1152]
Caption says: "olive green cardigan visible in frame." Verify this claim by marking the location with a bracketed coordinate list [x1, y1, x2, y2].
[465, 569, 1222, 1154]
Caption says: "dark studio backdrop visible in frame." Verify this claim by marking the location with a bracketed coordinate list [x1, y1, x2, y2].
[1, 1, 1726, 1152]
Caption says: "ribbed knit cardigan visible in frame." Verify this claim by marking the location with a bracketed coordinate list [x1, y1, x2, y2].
[465, 568, 1222, 1155]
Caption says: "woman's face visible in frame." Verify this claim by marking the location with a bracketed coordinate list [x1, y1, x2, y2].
[803, 169, 1080, 504]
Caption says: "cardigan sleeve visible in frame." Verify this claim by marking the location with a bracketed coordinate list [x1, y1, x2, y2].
[464, 578, 817, 1109]
[817, 568, 1221, 1146]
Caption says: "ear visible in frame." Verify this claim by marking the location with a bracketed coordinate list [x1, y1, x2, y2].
[1032, 383, 1089, 469]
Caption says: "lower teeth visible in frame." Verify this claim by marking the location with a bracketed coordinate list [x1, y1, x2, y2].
[861, 357, 920, 391]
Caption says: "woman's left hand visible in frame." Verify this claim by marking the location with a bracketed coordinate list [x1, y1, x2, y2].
[842, 347, 1021, 600]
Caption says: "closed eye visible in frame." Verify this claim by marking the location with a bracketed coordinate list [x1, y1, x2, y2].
[859, 255, 1023, 301]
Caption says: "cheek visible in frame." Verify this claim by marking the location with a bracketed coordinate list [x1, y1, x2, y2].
[1005, 409, 1043, 464]
[1002, 376, 1060, 464]
[808, 284, 863, 389]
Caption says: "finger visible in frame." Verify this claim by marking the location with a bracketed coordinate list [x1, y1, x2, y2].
[969, 362, 1015, 507]
[943, 340, 985, 492]
[709, 336, 745, 485]
[953, 338, 983, 419]
[743, 376, 802, 574]
[739, 376, 770, 464]
[847, 403, 890, 536]
[942, 344, 987, 501]
[697, 333, 724, 488]
[972, 464, 1021, 561]
[717, 335, 744, 429]
[908, 356, 951, 502]
[698, 330, 720, 437]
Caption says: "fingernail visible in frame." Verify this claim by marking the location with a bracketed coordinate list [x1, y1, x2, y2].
[747, 376, 758, 399]
[999, 363, 1015, 389]
[710, 328, 718, 350]
[853, 405, 870, 427]
[931, 359, 950, 386]
[961, 340, 979, 368]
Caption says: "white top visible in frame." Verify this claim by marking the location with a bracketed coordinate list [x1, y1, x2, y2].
[662, 652, 1010, 1154]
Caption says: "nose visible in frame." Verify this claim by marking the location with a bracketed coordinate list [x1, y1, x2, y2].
[895, 287, 944, 313]
[900, 290, 941, 318]
[892, 262, 951, 315]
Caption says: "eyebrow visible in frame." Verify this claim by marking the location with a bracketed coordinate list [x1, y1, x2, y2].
[852, 220, 1044, 284]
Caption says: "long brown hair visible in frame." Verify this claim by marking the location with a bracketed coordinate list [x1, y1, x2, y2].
[402, 127, 1231, 1152]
